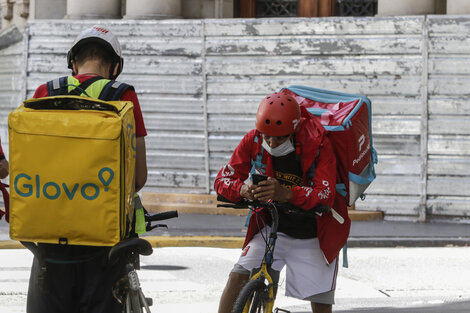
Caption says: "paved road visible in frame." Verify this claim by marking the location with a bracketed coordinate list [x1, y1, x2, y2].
[1, 246, 470, 313]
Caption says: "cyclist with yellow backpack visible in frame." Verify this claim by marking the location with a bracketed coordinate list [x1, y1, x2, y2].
[26, 26, 148, 313]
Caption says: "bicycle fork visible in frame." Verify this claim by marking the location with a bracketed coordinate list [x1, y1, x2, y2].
[127, 267, 151, 313]
[253, 263, 291, 313]
[249, 262, 276, 313]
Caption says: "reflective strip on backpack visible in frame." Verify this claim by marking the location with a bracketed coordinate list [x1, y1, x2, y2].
[45, 76, 131, 101]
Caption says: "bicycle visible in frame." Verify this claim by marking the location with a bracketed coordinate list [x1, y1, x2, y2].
[109, 209, 178, 313]
[217, 196, 330, 313]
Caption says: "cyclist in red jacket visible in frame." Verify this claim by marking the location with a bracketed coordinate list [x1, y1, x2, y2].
[215, 92, 350, 313]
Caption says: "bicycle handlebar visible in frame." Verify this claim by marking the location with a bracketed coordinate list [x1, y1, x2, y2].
[216, 194, 329, 214]
[143, 210, 179, 232]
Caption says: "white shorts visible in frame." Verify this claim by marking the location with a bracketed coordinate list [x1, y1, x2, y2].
[234, 227, 338, 301]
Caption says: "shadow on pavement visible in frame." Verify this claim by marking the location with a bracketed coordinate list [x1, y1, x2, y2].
[331, 300, 470, 313]
[141, 264, 188, 271]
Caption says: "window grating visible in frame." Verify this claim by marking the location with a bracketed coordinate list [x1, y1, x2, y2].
[255, 0, 298, 18]
[336, 0, 377, 16]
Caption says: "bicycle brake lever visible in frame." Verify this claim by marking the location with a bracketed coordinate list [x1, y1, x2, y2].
[146, 224, 168, 231]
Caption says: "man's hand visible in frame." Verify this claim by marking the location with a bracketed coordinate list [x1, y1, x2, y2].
[252, 177, 292, 203]
[240, 184, 256, 200]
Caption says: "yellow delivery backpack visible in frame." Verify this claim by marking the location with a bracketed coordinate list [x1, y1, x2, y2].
[8, 95, 136, 246]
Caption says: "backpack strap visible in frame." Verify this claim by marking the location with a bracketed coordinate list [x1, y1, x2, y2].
[67, 76, 103, 97]
[98, 80, 133, 101]
[250, 134, 266, 175]
[46, 76, 103, 97]
[46, 76, 68, 96]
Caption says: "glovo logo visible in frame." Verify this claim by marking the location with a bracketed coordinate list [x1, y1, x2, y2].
[14, 167, 114, 201]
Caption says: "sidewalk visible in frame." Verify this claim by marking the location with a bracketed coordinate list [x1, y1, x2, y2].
[1, 215, 469, 249]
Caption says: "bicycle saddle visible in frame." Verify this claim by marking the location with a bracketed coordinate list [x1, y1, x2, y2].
[108, 238, 153, 262]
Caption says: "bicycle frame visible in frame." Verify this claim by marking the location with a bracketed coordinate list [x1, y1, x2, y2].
[242, 202, 280, 313]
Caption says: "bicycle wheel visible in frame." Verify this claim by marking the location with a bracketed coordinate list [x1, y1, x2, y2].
[232, 279, 268, 313]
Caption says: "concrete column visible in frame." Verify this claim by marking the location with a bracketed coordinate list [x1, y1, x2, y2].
[377, 0, 437, 16]
[447, 0, 470, 14]
[124, 0, 181, 19]
[0, 0, 14, 22]
[1, 0, 29, 31]
[65, 0, 121, 19]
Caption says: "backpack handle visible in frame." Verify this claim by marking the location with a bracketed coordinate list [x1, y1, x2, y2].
[24, 97, 119, 113]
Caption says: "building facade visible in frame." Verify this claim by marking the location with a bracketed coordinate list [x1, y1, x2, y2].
[3, 0, 470, 32]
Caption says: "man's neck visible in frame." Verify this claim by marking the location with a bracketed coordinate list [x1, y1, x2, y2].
[76, 61, 109, 79]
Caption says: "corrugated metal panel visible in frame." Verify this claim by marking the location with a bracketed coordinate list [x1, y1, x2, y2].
[205, 16, 425, 219]
[203, 17, 423, 36]
[25, 20, 207, 193]
[0, 41, 23, 150]
[427, 15, 470, 218]
[0, 16, 469, 219]
[0, 41, 23, 210]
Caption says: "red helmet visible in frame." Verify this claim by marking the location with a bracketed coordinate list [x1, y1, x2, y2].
[255, 92, 301, 136]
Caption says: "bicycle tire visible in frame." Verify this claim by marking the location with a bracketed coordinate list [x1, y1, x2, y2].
[232, 279, 268, 313]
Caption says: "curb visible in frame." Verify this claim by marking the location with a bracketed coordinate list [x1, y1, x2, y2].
[0, 237, 245, 250]
[143, 236, 244, 248]
[0, 240, 23, 249]
[1, 236, 469, 250]
[347, 237, 470, 248]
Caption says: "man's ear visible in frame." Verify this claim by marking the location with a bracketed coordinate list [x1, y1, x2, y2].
[71, 60, 78, 75]
[112, 62, 119, 78]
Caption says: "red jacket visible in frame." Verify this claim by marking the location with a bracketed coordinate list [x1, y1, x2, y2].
[214, 107, 350, 264]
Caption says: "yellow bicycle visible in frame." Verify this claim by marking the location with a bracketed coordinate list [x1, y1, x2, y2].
[217, 197, 328, 313]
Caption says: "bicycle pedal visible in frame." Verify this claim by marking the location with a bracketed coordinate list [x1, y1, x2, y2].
[274, 308, 291, 313]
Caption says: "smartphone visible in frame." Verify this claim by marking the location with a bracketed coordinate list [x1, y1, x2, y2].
[252, 173, 268, 185]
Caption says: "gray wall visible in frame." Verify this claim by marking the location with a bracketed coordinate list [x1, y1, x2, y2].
[0, 40, 23, 142]
[426, 16, 470, 219]
[1, 16, 469, 221]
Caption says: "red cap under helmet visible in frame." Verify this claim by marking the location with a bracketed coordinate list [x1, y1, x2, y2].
[255, 92, 301, 136]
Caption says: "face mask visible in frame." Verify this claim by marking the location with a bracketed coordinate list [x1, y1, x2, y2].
[262, 138, 295, 157]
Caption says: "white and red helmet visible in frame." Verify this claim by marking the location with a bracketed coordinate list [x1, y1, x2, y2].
[67, 26, 124, 77]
